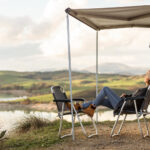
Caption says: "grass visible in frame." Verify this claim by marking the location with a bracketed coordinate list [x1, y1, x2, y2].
[1, 118, 72, 150]
[1, 115, 96, 150]
[29, 94, 53, 103]
[2, 117, 98, 150]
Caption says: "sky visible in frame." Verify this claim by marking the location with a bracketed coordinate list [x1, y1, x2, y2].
[0, 0, 150, 71]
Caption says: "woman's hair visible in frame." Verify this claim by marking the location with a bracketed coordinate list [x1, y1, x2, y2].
[146, 70, 150, 78]
[146, 70, 150, 84]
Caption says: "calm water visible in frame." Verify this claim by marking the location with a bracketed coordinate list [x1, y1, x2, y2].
[1, 107, 150, 132]
[0, 96, 27, 102]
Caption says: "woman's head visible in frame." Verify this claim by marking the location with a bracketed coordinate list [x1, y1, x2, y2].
[144, 70, 150, 86]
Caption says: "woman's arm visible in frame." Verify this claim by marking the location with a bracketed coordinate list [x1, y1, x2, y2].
[120, 93, 132, 98]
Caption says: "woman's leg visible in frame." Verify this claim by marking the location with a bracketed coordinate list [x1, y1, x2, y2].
[82, 97, 113, 109]
[82, 101, 93, 109]
[82, 86, 121, 109]
[93, 87, 121, 109]
[98, 97, 114, 109]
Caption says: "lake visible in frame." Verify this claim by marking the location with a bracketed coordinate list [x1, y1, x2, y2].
[0, 96, 27, 102]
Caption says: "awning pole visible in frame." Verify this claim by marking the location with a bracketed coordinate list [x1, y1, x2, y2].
[96, 31, 99, 123]
[66, 14, 75, 140]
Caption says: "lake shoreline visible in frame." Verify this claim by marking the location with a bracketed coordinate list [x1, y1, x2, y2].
[0, 102, 109, 112]
[0, 102, 57, 112]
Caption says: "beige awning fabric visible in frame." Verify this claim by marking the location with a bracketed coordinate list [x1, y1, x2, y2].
[65, 5, 150, 30]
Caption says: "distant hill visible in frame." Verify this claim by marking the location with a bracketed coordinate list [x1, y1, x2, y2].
[0, 70, 94, 84]
[83, 63, 148, 75]
[0, 70, 145, 99]
[0, 69, 146, 85]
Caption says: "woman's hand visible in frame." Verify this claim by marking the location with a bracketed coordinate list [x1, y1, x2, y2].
[120, 93, 126, 98]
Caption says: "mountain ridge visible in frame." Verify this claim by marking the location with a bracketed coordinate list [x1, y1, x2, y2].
[82, 63, 148, 75]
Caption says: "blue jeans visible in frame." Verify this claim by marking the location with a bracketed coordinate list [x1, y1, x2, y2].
[82, 87, 122, 109]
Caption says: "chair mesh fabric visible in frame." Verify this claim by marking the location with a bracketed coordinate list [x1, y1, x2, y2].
[52, 86, 70, 112]
[141, 88, 150, 111]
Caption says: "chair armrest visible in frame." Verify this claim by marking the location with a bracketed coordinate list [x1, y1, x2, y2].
[53, 99, 71, 102]
[72, 98, 85, 101]
[124, 96, 145, 101]
[53, 98, 85, 102]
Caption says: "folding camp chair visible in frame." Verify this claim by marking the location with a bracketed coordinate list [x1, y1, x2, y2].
[51, 86, 98, 138]
[111, 87, 150, 137]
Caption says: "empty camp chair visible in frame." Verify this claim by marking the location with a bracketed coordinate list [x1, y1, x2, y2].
[111, 86, 150, 137]
[51, 86, 98, 138]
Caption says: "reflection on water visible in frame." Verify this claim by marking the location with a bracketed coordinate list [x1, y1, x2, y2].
[0, 96, 27, 101]
[0, 106, 150, 132]
[0, 111, 57, 131]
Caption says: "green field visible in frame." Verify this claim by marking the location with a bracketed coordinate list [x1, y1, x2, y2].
[0, 70, 146, 103]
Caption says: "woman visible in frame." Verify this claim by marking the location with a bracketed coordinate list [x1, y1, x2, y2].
[67, 70, 150, 117]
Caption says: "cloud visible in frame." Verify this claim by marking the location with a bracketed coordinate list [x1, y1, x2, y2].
[0, 16, 32, 45]
[40, 0, 89, 56]
[0, 15, 53, 45]
[0, 0, 150, 71]
[0, 0, 90, 71]
[0, 54, 68, 71]
[106, 0, 146, 4]
[0, 43, 42, 59]
[120, 0, 145, 2]
[0, 0, 88, 46]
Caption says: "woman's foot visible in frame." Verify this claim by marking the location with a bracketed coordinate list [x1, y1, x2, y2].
[82, 104, 96, 117]
[65, 102, 81, 111]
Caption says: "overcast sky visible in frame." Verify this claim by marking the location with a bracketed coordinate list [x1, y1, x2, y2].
[0, 0, 150, 71]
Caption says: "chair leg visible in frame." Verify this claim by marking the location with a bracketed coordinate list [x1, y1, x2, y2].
[58, 114, 63, 137]
[134, 100, 143, 137]
[73, 106, 87, 136]
[71, 115, 76, 134]
[59, 104, 99, 138]
[58, 103, 65, 137]
[88, 117, 98, 138]
[143, 115, 149, 137]
[117, 114, 127, 135]
[59, 103, 72, 139]
[111, 101, 126, 137]
[74, 105, 98, 138]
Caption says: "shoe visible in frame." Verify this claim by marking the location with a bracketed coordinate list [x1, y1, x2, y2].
[65, 102, 81, 111]
[82, 104, 96, 117]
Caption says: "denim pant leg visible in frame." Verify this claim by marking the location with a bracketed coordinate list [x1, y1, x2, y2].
[82, 88, 107, 109]
[82, 101, 93, 109]
[98, 97, 114, 109]
[82, 98, 113, 109]
[93, 87, 121, 109]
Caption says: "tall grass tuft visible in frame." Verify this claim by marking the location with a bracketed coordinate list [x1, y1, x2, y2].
[15, 116, 49, 133]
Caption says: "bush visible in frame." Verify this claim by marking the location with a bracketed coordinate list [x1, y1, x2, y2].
[15, 116, 49, 133]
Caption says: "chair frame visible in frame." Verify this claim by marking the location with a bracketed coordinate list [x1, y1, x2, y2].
[111, 89, 150, 137]
[51, 86, 98, 139]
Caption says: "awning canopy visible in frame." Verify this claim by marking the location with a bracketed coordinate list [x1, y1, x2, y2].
[66, 5, 150, 30]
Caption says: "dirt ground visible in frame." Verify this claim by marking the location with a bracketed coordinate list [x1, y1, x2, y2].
[50, 121, 150, 150]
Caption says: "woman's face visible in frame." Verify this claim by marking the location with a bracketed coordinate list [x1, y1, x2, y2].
[144, 76, 150, 86]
